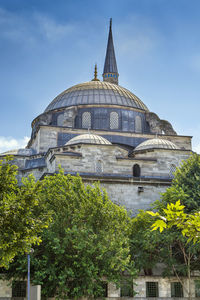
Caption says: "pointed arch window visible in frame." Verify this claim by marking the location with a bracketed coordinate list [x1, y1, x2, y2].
[57, 114, 64, 126]
[169, 164, 176, 178]
[135, 115, 142, 133]
[82, 112, 91, 129]
[96, 160, 103, 174]
[133, 164, 141, 177]
[110, 112, 119, 129]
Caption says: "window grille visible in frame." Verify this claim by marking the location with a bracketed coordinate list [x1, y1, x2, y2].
[171, 282, 183, 297]
[195, 280, 200, 297]
[82, 112, 91, 129]
[120, 279, 133, 297]
[110, 112, 119, 129]
[133, 164, 141, 177]
[95, 282, 108, 297]
[96, 160, 103, 173]
[169, 164, 176, 178]
[146, 282, 159, 297]
[135, 115, 142, 133]
[12, 281, 26, 298]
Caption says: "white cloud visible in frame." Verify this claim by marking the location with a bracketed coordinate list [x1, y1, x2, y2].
[0, 136, 29, 154]
[116, 16, 163, 61]
[0, 7, 36, 45]
[35, 14, 75, 42]
[0, 7, 77, 45]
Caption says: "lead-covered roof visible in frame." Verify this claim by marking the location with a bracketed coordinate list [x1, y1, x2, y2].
[44, 81, 148, 112]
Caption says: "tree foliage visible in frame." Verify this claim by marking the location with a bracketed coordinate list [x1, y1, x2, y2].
[3, 170, 135, 299]
[129, 211, 164, 275]
[148, 153, 200, 243]
[148, 201, 200, 244]
[158, 153, 200, 212]
[0, 156, 51, 268]
[146, 153, 200, 299]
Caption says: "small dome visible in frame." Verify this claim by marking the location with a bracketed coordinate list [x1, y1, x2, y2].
[44, 81, 148, 112]
[66, 134, 112, 146]
[135, 138, 178, 151]
[0, 149, 19, 155]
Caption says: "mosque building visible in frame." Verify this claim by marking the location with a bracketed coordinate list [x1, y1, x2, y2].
[0, 19, 198, 299]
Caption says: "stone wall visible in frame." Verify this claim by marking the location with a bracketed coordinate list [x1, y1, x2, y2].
[48, 144, 190, 179]
[107, 276, 199, 299]
[0, 282, 41, 300]
[28, 125, 192, 153]
[0, 281, 11, 298]
[100, 180, 168, 212]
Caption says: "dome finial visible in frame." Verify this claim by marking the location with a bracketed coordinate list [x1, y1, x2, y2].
[92, 64, 100, 81]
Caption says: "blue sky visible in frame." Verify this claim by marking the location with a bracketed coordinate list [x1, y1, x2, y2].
[0, 0, 200, 152]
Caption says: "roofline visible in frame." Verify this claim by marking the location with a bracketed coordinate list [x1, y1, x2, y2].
[132, 148, 193, 154]
[39, 171, 172, 185]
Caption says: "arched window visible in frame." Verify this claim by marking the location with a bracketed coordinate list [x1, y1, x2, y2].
[82, 112, 91, 129]
[135, 115, 142, 133]
[96, 160, 103, 174]
[57, 114, 64, 126]
[110, 112, 119, 129]
[169, 164, 176, 178]
[133, 164, 141, 177]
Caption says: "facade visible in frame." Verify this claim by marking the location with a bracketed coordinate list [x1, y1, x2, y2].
[1, 19, 198, 299]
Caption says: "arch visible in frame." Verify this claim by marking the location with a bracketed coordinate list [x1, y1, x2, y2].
[169, 164, 176, 178]
[74, 115, 79, 128]
[135, 115, 142, 133]
[133, 164, 141, 177]
[96, 160, 103, 174]
[82, 112, 91, 129]
[110, 111, 119, 129]
[57, 114, 64, 126]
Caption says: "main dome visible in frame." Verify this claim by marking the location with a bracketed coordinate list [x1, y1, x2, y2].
[44, 81, 148, 113]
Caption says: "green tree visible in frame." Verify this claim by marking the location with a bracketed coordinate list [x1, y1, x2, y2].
[0, 156, 51, 268]
[3, 171, 136, 299]
[149, 201, 200, 244]
[158, 153, 200, 213]
[129, 211, 164, 275]
[147, 153, 200, 299]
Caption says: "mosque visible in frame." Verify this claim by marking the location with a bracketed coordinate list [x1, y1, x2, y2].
[0, 19, 198, 299]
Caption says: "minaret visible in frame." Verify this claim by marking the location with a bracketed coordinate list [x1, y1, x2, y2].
[103, 18, 119, 85]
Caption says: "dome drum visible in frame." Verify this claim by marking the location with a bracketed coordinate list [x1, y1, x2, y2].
[57, 132, 147, 149]
[74, 107, 150, 133]
[31, 106, 150, 140]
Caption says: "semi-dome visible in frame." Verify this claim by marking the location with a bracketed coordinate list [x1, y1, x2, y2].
[66, 133, 112, 146]
[135, 138, 178, 151]
[44, 81, 148, 113]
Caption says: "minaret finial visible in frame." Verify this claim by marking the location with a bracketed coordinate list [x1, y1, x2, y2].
[92, 64, 100, 81]
[103, 18, 119, 85]
[110, 18, 112, 29]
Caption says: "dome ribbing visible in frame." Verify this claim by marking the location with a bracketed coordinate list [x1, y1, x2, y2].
[44, 81, 148, 113]
[135, 138, 178, 151]
[65, 134, 112, 146]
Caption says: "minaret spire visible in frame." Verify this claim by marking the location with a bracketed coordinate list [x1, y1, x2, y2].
[103, 18, 119, 85]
